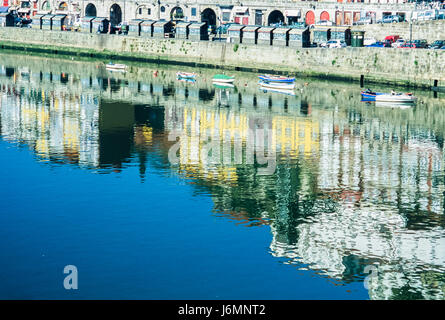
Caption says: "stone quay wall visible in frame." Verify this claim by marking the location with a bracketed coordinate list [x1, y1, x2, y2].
[0, 27, 444, 88]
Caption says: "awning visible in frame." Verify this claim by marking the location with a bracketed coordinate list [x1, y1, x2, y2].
[285, 9, 301, 17]
[18, 8, 30, 14]
[0, 6, 8, 13]
[232, 6, 248, 14]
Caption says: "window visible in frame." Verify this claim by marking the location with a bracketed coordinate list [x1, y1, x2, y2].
[161, 6, 165, 13]
[148, 8, 151, 15]
[222, 12, 230, 22]
[191, 8, 196, 16]
[139, 8, 142, 15]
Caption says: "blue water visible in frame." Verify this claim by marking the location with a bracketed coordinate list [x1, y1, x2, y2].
[0, 142, 366, 299]
[0, 53, 444, 300]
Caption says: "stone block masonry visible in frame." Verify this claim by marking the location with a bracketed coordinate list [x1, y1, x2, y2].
[0, 28, 444, 88]
[356, 20, 445, 43]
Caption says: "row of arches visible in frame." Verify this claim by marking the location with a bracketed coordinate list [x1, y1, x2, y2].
[41, 1, 68, 11]
[267, 10, 331, 26]
[86, 3, 121, 25]
[83, 5, 330, 28]
[84, 3, 217, 28]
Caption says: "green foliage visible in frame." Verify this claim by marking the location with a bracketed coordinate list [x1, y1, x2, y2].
[233, 44, 239, 52]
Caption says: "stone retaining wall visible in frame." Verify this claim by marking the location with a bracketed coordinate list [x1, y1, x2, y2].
[356, 20, 445, 43]
[0, 27, 444, 87]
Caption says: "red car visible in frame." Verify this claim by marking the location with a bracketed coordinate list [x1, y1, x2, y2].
[384, 35, 400, 45]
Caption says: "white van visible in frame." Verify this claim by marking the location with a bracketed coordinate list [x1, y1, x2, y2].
[411, 10, 437, 21]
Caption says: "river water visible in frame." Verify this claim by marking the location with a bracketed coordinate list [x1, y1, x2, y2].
[0, 52, 444, 300]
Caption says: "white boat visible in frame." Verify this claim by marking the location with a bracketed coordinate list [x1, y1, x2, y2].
[375, 101, 413, 109]
[177, 72, 197, 79]
[258, 81, 295, 90]
[105, 63, 127, 71]
[259, 87, 296, 96]
[375, 92, 416, 103]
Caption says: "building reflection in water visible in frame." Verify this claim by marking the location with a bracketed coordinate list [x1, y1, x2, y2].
[0, 60, 444, 300]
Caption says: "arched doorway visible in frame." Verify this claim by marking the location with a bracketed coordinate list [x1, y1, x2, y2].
[305, 11, 315, 25]
[85, 3, 97, 17]
[201, 8, 216, 26]
[170, 6, 184, 20]
[201, 8, 216, 33]
[320, 11, 330, 21]
[58, 2, 68, 11]
[41, 1, 50, 11]
[268, 10, 285, 26]
[110, 4, 122, 26]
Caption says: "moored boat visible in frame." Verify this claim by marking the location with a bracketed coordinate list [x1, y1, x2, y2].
[259, 87, 296, 96]
[375, 101, 414, 109]
[212, 74, 235, 83]
[105, 62, 127, 71]
[177, 72, 197, 79]
[259, 74, 295, 83]
[176, 77, 196, 84]
[258, 80, 295, 90]
[360, 89, 385, 101]
[213, 83, 235, 89]
[375, 92, 417, 103]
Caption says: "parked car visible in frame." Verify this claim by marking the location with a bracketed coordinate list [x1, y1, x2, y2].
[384, 35, 400, 45]
[424, 10, 436, 21]
[411, 10, 436, 21]
[15, 18, 32, 28]
[392, 39, 406, 48]
[325, 39, 347, 48]
[428, 40, 445, 49]
[363, 37, 377, 46]
[366, 41, 391, 48]
[353, 16, 372, 25]
[413, 39, 428, 48]
[377, 15, 402, 23]
[316, 20, 334, 26]
[401, 41, 418, 49]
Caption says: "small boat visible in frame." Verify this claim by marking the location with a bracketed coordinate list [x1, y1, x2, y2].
[360, 89, 384, 101]
[259, 80, 295, 90]
[213, 83, 235, 89]
[375, 92, 417, 103]
[176, 77, 196, 84]
[375, 101, 413, 109]
[259, 74, 295, 83]
[177, 72, 197, 79]
[259, 87, 296, 96]
[212, 74, 235, 83]
[105, 62, 127, 71]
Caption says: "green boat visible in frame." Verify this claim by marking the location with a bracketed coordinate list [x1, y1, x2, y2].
[212, 74, 235, 83]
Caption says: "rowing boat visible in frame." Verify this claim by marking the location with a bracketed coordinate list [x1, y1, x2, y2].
[258, 81, 295, 90]
[106, 63, 127, 71]
[258, 74, 295, 83]
[375, 93, 417, 103]
[177, 72, 197, 79]
[212, 74, 235, 83]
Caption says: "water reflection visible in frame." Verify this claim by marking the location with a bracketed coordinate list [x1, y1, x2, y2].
[0, 54, 444, 299]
